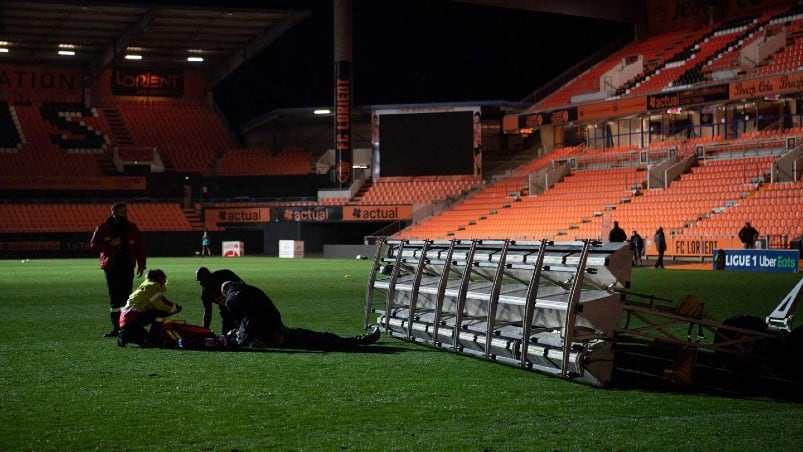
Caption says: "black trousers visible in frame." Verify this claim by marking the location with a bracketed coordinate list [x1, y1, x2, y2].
[282, 328, 359, 351]
[219, 307, 235, 335]
[120, 310, 170, 346]
[656, 250, 665, 268]
[104, 265, 135, 309]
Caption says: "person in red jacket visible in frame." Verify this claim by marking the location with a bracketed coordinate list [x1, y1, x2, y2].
[90, 202, 147, 338]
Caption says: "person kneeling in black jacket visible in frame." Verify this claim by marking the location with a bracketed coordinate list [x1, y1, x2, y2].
[215, 280, 379, 350]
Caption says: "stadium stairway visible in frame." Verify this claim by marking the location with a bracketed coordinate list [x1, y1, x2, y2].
[482, 145, 542, 180]
[94, 151, 118, 176]
[101, 108, 134, 146]
[349, 180, 372, 204]
[182, 208, 206, 231]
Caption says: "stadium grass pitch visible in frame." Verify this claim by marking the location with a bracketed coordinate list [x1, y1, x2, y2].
[1, 256, 801, 451]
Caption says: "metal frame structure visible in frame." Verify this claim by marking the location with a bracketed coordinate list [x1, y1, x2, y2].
[365, 238, 803, 388]
[365, 238, 632, 386]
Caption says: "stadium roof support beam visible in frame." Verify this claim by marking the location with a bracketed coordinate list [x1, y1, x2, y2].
[456, 0, 645, 28]
[88, 8, 154, 79]
[209, 10, 310, 89]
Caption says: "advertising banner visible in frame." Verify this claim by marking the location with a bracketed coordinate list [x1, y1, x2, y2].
[647, 84, 729, 109]
[578, 96, 647, 121]
[204, 205, 411, 228]
[729, 73, 803, 99]
[208, 207, 270, 224]
[334, 61, 352, 187]
[712, 249, 799, 273]
[111, 67, 184, 97]
[0, 64, 82, 98]
[273, 206, 340, 222]
[278, 240, 304, 258]
[0, 176, 146, 191]
[519, 107, 578, 130]
[0, 241, 61, 251]
[117, 147, 154, 163]
[222, 241, 244, 257]
[342, 205, 412, 221]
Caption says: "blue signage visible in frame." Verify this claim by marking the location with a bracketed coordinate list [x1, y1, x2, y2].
[712, 249, 799, 273]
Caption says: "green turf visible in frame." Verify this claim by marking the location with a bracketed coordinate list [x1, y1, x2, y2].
[1, 257, 801, 451]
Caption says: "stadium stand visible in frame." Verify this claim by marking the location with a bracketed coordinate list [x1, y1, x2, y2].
[216, 146, 314, 176]
[112, 101, 233, 174]
[395, 134, 798, 246]
[0, 102, 108, 177]
[2, 1, 802, 259]
[0, 203, 192, 233]
[351, 176, 482, 206]
[690, 178, 803, 237]
[533, 29, 706, 109]
[397, 166, 644, 241]
[531, 5, 803, 109]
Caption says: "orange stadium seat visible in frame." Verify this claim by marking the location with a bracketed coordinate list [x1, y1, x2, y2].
[113, 102, 233, 174]
[0, 102, 108, 177]
[0, 203, 193, 233]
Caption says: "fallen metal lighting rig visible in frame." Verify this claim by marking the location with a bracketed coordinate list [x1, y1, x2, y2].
[364, 239, 803, 388]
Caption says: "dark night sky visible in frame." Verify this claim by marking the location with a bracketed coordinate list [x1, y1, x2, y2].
[213, 0, 633, 127]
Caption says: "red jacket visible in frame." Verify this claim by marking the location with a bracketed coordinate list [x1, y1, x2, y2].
[90, 216, 147, 271]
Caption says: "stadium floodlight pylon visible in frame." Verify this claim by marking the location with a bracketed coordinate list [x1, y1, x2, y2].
[364, 238, 633, 387]
[365, 238, 803, 389]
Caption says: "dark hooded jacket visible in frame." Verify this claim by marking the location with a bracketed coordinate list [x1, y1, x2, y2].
[223, 282, 286, 347]
[90, 215, 146, 270]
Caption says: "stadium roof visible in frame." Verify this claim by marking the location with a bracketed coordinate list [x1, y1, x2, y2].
[0, 1, 643, 92]
[0, 0, 313, 86]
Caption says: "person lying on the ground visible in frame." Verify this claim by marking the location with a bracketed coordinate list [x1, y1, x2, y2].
[212, 280, 379, 350]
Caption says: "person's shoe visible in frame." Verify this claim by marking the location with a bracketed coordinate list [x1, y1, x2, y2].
[103, 329, 119, 338]
[117, 335, 126, 347]
[358, 327, 381, 346]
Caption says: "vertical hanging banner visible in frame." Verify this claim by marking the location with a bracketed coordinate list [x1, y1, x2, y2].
[334, 61, 352, 187]
[333, 0, 353, 189]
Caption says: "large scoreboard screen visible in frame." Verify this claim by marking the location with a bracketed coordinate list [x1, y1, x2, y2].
[377, 110, 474, 177]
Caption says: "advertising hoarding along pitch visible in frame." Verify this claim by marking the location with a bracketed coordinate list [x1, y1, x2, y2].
[713, 249, 800, 273]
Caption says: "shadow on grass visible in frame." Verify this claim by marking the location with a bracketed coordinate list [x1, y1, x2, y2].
[154, 343, 411, 355]
[611, 344, 803, 403]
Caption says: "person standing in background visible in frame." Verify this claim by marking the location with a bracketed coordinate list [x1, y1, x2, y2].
[738, 221, 759, 249]
[629, 230, 644, 267]
[609, 221, 627, 242]
[201, 231, 211, 256]
[90, 202, 147, 337]
[654, 226, 667, 269]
